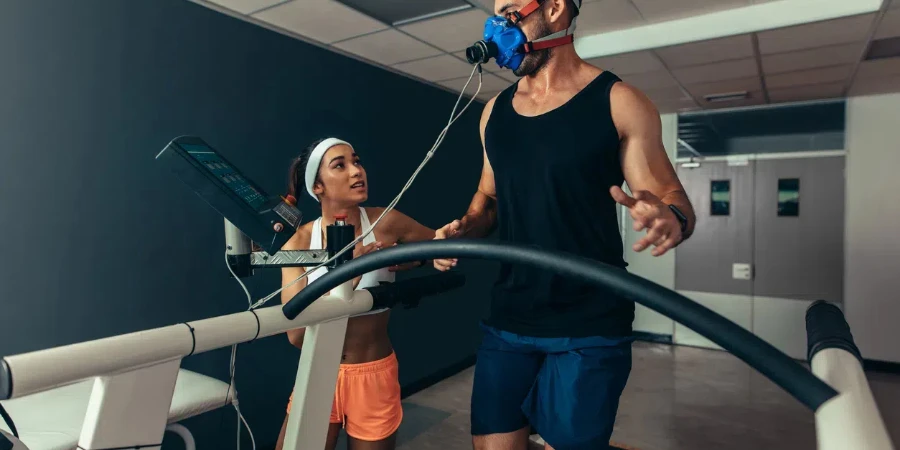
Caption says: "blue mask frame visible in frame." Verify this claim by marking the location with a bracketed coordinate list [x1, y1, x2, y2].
[482, 16, 528, 71]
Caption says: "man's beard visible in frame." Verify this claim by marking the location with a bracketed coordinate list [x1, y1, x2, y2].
[513, 16, 553, 77]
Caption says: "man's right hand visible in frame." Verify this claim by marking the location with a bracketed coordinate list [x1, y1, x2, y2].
[433, 220, 463, 271]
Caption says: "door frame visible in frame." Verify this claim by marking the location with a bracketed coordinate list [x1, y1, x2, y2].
[671, 149, 847, 358]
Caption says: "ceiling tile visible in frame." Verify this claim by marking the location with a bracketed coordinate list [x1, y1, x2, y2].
[765, 65, 855, 90]
[672, 58, 758, 84]
[875, 9, 900, 40]
[761, 43, 864, 75]
[757, 14, 876, 55]
[477, 90, 501, 102]
[448, 54, 520, 82]
[207, 0, 286, 15]
[855, 58, 900, 80]
[492, 71, 521, 82]
[574, 0, 646, 35]
[621, 70, 681, 90]
[439, 73, 513, 93]
[849, 75, 900, 96]
[629, 0, 751, 23]
[655, 35, 754, 69]
[767, 82, 845, 103]
[335, 0, 471, 24]
[398, 8, 489, 52]
[471, 0, 496, 14]
[585, 51, 664, 76]
[453, 50, 505, 73]
[392, 54, 477, 81]
[653, 97, 701, 114]
[685, 77, 763, 98]
[254, 0, 388, 44]
[332, 29, 443, 65]
[642, 86, 692, 103]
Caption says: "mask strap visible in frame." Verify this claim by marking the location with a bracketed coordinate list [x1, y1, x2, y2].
[509, 0, 543, 24]
[515, 0, 580, 53]
[524, 33, 574, 53]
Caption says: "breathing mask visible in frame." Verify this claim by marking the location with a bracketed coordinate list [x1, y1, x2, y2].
[465, 0, 581, 72]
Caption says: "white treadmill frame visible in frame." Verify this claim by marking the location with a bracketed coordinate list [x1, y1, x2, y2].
[2, 280, 367, 450]
[811, 347, 894, 450]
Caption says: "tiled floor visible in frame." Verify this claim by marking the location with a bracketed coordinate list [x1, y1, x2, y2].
[392, 341, 900, 450]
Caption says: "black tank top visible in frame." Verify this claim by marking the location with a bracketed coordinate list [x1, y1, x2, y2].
[483, 70, 634, 338]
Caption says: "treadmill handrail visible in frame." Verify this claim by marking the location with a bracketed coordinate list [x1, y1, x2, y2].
[281, 239, 839, 412]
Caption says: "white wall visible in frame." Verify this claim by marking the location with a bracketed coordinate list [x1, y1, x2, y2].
[625, 113, 677, 336]
[844, 93, 900, 363]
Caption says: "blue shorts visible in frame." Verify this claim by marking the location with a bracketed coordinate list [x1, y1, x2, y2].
[471, 322, 633, 450]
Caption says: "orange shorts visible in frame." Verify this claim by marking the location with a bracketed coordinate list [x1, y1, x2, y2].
[286, 352, 402, 441]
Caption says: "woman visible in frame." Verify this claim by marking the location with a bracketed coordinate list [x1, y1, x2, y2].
[276, 137, 435, 450]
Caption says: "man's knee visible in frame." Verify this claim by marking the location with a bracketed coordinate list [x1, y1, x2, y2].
[472, 426, 532, 450]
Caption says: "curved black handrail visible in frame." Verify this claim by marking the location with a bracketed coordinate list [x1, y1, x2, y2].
[282, 240, 838, 412]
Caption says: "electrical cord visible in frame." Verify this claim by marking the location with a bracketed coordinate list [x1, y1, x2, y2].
[248, 64, 484, 311]
[224, 253, 256, 450]
[235, 401, 256, 450]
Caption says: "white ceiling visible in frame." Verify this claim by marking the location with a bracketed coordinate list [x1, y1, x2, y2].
[196, 0, 900, 111]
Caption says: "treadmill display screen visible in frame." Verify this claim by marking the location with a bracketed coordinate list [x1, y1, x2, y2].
[181, 143, 267, 211]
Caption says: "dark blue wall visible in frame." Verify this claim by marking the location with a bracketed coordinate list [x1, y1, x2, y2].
[0, 1, 493, 448]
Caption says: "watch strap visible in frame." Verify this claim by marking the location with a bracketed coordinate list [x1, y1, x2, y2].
[668, 204, 688, 233]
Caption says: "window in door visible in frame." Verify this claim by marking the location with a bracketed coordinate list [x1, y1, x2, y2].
[778, 178, 800, 217]
[711, 180, 731, 216]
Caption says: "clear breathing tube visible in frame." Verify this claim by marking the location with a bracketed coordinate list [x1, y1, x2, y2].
[247, 64, 485, 310]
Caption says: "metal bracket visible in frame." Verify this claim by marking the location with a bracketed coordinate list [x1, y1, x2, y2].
[250, 250, 329, 268]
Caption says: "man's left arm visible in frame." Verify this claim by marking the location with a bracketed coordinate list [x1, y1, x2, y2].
[609, 82, 696, 257]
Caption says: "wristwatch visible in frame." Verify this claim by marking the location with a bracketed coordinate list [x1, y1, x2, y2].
[668, 204, 689, 233]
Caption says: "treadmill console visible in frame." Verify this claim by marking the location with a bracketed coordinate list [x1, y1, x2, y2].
[157, 136, 301, 255]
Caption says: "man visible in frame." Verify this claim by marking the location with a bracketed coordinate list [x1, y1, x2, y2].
[433, 0, 696, 449]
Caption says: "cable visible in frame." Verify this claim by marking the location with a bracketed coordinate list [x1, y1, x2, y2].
[250, 65, 482, 309]
[224, 252, 255, 450]
[226, 252, 253, 308]
[248, 64, 484, 311]
[234, 403, 256, 450]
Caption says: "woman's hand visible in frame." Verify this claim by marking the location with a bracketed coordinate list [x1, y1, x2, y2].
[386, 243, 428, 272]
[353, 240, 383, 258]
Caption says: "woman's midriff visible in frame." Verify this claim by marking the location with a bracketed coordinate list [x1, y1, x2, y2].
[340, 310, 393, 364]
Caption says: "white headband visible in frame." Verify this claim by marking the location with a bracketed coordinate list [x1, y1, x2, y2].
[305, 138, 353, 202]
